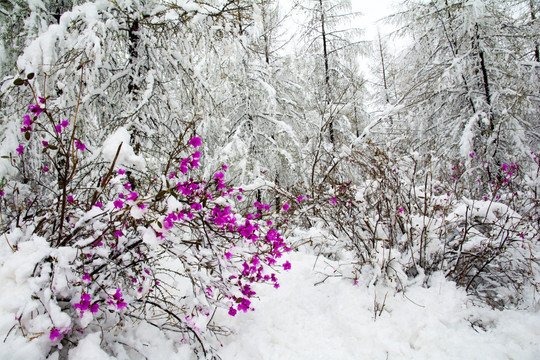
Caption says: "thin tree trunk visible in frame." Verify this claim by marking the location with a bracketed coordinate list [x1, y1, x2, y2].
[319, 0, 334, 144]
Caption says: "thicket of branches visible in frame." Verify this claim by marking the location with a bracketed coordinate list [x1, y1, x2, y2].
[0, 0, 539, 358]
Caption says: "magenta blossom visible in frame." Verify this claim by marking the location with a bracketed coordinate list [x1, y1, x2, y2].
[191, 203, 202, 211]
[28, 103, 43, 116]
[109, 288, 127, 310]
[282, 203, 290, 211]
[74, 293, 98, 317]
[189, 136, 202, 148]
[283, 261, 291, 270]
[23, 114, 32, 126]
[127, 191, 138, 201]
[49, 329, 62, 341]
[16, 145, 23, 155]
[74, 140, 85, 151]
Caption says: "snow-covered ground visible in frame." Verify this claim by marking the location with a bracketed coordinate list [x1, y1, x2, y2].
[2, 250, 538, 359]
[218, 251, 540, 360]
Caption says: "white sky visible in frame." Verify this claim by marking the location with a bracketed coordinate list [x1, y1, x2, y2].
[352, 0, 398, 41]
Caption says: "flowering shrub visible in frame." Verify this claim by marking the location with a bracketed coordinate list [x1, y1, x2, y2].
[285, 143, 539, 308]
[0, 78, 291, 357]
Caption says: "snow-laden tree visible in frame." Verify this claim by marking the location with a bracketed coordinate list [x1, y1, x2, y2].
[195, 0, 308, 209]
[386, 0, 539, 174]
[0, 0, 80, 76]
[295, 0, 365, 145]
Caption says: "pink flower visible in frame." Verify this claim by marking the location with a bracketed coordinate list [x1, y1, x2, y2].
[110, 289, 127, 310]
[55, 125, 62, 133]
[74, 293, 94, 317]
[222, 164, 228, 170]
[43, 165, 49, 172]
[117, 301, 127, 309]
[297, 196, 304, 202]
[94, 201, 103, 209]
[118, 169, 126, 175]
[189, 137, 202, 148]
[16, 145, 23, 155]
[28, 103, 43, 116]
[282, 203, 290, 211]
[114, 230, 123, 238]
[398, 208, 404, 213]
[82, 273, 91, 282]
[38, 97, 45, 104]
[191, 203, 202, 211]
[228, 306, 237, 316]
[163, 218, 174, 230]
[283, 261, 291, 270]
[127, 191, 138, 201]
[23, 114, 32, 126]
[67, 195, 74, 203]
[42, 140, 49, 147]
[114, 199, 124, 209]
[237, 298, 251, 313]
[74, 140, 85, 151]
[61, 120, 69, 128]
[49, 329, 62, 341]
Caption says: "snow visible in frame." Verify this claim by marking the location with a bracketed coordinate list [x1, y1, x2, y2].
[217, 251, 540, 360]
[101, 127, 147, 171]
[67, 333, 114, 360]
[2, 244, 539, 359]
